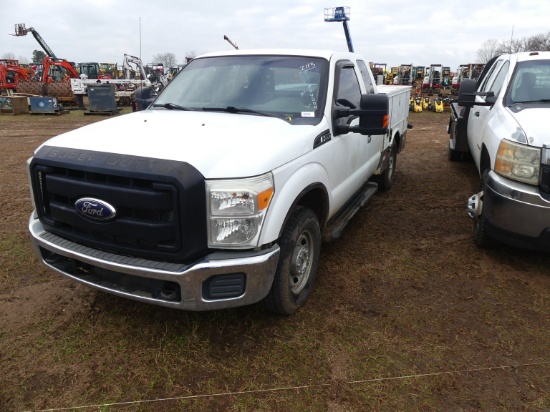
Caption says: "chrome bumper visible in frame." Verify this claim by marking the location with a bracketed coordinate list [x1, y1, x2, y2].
[483, 171, 550, 238]
[29, 213, 280, 311]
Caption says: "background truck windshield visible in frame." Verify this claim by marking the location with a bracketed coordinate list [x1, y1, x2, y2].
[509, 60, 550, 104]
[155, 55, 328, 120]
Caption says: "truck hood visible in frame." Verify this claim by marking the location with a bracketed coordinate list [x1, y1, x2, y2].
[509, 106, 550, 147]
[39, 110, 324, 178]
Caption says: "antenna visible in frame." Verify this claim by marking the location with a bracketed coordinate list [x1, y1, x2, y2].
[223, 35, 239, 50]
[509, 25, 514, 54]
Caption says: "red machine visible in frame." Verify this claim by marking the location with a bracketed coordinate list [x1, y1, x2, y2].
[0, 60, 31, 91]
[41, 56, 79, 83]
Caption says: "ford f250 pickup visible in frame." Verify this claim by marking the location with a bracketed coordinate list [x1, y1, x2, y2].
[448, 51, 550, 250]
[28, 49, 411, 314]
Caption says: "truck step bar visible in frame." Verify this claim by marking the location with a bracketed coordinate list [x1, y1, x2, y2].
[322, 181, 378, 242]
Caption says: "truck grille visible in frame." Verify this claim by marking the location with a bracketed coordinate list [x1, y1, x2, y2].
[30, 146, 207, 263]
[541, 164, 550, 195]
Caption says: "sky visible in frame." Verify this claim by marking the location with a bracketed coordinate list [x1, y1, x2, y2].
[1, 0, 549, 72]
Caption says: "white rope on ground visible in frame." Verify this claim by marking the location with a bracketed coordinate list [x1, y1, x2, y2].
[30, 360, 550, 412]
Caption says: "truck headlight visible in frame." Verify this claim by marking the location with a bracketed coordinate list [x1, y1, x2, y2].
[494, 139, 540, 185]
[27, 157, 36, 210]
[206, 173, 274, 248]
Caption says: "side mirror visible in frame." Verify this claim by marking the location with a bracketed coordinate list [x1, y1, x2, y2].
[457, 79, 477, 107]
[335, 94, 389, 135]
[458, 79, 496, 107]
[133, 86, 154, 111]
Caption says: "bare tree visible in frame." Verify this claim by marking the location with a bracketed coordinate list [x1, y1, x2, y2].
[152, 52, 177, 69]
[477, 31, 550, 61]
[476, 39, 501, 63]
[1, 52, 16, 60]
[524, 32, 550, 51]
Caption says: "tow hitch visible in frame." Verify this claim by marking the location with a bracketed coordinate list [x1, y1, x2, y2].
[467, 191, 483, 219]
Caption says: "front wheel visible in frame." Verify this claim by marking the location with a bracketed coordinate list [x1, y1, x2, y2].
[263, 206, 321, 315]
[472, 171, 499, 248]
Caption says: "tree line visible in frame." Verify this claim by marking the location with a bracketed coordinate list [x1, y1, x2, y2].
[477, 31, 550, 63]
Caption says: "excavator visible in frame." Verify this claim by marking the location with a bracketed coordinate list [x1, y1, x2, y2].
[0, 60, 31, 93]
[41, 56, 79, 83]
[12, 23, 83, 103]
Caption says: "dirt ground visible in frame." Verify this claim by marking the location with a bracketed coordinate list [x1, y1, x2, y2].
[0, 107, 549, 411]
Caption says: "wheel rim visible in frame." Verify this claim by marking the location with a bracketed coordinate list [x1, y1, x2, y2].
[289, 230, 314, 294]
[387, 150, 395, 180]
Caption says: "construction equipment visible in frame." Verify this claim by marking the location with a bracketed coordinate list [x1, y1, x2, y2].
[422, 96, 430, 110]
[0, 60, 31, 93]
[412, 95, 423, 112]
[386, 67, 399, 85]
[12, 23, 79, 104]
[100, 63, 118, 78]
[70, 54, 152, 107]
[370, 63, 387, 84]
[397, 64, 413, 86]
[422, 64, 443, 95]
[41, 56, 79, 83]
[78, 62, 112, 80]
[414, 66, 425, 82]
[442, 66, 451, 90]
[431, 96, 444, 112]
[324, 6, 354, 52]
[12, 23, 58, 59]
[450, 63, 485, 95]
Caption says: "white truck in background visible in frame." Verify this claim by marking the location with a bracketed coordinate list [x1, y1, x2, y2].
[448, 51, 550, 250]
[28, 49, 411, 315]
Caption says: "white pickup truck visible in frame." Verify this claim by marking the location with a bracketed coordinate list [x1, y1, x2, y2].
[448, 51, 550, 250]
[28, 49, 411, 314]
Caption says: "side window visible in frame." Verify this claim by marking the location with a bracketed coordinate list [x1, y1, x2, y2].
[334, 64, 361, 133]
[356, 60, 375, 93]
[479, 60, 502, 92]
[336, 65, 361, 108]
[488, 61, 509, 97]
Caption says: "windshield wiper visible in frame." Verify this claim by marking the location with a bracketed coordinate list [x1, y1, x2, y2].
[201, 106, 272, 117]
[152, 102, 190, 111]
[515, 99, 550, 104]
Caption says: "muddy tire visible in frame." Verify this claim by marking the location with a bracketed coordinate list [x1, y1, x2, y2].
[373, 141, 397, 191]
[263, 206, 321, 315]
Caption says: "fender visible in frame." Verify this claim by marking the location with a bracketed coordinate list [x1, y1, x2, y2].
[259, 162, 330, 244]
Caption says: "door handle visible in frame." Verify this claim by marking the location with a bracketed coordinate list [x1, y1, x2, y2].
[474, 111, 480, 117]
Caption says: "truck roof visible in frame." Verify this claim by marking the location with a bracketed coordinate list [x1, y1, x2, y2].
[196, 49, 361, 61]
[497, 51, 550, 63]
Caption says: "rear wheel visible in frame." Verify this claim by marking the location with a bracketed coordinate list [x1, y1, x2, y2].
[373, 141, 397, 191]
[263, 207, 321, 315]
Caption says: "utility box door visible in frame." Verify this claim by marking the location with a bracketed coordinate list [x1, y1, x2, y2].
[29, 97, 59, 114]
[88, 84, 117, 112]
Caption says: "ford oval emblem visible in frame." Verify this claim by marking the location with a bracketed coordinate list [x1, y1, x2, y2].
[74, 197, 117, 221]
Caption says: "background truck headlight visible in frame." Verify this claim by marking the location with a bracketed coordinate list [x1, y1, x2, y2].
[207, 173, 274, 248]
[494, 139, 540, 185]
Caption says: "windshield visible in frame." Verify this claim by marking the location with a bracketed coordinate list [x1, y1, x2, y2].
[508, 59, 550, 104]
[153, 55, 328, 124]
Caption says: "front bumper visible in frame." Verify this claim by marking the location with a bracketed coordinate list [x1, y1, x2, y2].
[29, 213, 280, 311]
[483, 171, 550, 250]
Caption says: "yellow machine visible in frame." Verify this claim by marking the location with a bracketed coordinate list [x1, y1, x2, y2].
[422, 96, 430, 110]
[413, 95, 423, 112]
[432, 96, 445, 113]
[386, 66, 399, 84]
